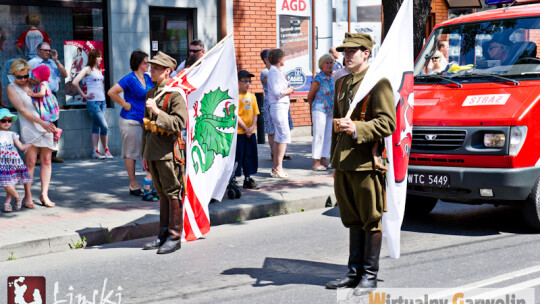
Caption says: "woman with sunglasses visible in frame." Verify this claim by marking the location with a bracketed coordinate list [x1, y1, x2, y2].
[7, 58, 58, 208]
[108, 50, 157, 201]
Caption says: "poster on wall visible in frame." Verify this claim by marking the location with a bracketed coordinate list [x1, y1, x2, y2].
[63, 41, 104, 105]
[277, 0, 312, 93]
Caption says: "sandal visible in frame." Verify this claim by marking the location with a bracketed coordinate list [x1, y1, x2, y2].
[142, 191, 158, 202]
[312, 165, 327, 171]
[14, 195, 23, 211]
[4, 202, 12, 212]
[39, 196, 55, 208]
[129, 187, 144, 196]
[25, 201, 35, 209]
[271, 169, 289, 179]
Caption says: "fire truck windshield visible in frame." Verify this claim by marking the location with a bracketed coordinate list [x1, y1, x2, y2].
[414, 17, 540, 83]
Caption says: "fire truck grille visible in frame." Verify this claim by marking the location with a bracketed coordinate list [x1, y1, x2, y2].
[412, 129, 466, 151]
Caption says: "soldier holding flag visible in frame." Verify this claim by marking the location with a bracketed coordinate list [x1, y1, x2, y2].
[326, 33, 396, 289]
[141, 51, 188, 254]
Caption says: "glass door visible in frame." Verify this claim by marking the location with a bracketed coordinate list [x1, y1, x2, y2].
[149, 7, 194, 64]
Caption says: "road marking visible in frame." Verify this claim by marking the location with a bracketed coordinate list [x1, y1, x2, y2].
[474, 277, 540, 299]
[428, 264, 540, 298]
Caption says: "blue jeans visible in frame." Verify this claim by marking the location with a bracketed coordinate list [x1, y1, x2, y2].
[86, 100, 109, 135]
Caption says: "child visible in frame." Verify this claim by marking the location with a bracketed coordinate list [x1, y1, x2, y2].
[27, 65, 62, 142]
[235, 70, 260, 190]
[0, 108, 32, 212]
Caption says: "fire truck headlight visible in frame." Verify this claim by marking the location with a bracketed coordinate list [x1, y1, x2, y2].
[509, 126, 527, 156]
[484, 133, 505, 148]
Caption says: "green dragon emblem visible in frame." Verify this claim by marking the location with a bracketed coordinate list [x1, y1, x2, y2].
[191, 88, 237, 173]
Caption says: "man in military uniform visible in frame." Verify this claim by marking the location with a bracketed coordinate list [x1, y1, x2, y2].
[141, 51, 188, 254]
[326, 33, 396, 289]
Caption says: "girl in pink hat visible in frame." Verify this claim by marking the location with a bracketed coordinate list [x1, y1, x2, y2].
[27, 65, 62, 142]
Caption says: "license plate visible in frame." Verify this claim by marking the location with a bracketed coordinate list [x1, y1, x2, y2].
[408, 172, 450, 187]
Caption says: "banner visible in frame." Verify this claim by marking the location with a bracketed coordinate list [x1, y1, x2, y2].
[348, 0, 414, 259]
[276, 0, 312, 92]
[167, 35, 238, 241]
[63, 41, 104, 105]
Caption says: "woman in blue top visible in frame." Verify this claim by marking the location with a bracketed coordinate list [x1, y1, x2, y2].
[108, 50, 157, 201]
[307, 54, 335, 171]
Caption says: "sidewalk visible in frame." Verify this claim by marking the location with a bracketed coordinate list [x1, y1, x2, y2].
[0, 136, 336, 260]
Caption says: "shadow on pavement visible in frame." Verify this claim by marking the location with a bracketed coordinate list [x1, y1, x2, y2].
[221, 257, 346, 287]
[322, 205, 340, 218]
[402, 201, 535, 236]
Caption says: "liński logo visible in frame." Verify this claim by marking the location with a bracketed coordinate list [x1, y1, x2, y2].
[7, 276, 46, 304]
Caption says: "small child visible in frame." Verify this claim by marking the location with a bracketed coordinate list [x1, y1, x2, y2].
[27, 65, 62, 142]
[234, 70, 260, 190]
[0, 109, 33, 212]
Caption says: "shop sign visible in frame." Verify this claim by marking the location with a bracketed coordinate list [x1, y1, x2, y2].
[277, 0, 312, 93]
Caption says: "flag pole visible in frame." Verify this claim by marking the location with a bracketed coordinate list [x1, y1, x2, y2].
[150, 32, 234, 101]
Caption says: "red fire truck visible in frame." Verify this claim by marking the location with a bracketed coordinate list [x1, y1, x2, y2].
[410, 1, 540, 229]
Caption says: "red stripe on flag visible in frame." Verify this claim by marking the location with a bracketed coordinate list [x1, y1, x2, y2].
[185, 176, 211, 237]
[183, 208, 197, 241]
[167, 72, 197, 95]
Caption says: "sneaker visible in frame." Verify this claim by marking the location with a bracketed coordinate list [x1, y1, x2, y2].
[243, 177, 260, 190]
[104, 148, 113, 159]
[92, 149, 105, 159]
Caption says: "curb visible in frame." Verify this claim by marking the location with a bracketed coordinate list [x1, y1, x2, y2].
[0, 193, 336, 260]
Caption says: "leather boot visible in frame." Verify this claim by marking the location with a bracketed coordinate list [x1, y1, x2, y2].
[326, 228, 365, 289]
[159, 197, 170, 228]
[157, 199, 183, 254]
[356, 231, 382, 289]
[142, 227, 168, 250]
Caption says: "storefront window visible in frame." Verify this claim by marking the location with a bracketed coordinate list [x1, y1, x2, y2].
[0, 2, 105, 109]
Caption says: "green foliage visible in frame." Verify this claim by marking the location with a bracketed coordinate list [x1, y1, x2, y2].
[7, 251, 17, 261]
[69, 236, 87, 249]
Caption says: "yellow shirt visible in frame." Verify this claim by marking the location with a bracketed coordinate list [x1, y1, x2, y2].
[237, 91, 260, 134]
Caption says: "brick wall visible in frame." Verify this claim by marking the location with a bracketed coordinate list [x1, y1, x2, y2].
[431, 0, 449, 25]
[233, 0, 312, 127]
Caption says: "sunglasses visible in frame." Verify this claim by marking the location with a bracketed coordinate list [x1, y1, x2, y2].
[239, 80, 252, 84]
[0, 118, 13, 123]
[16, 74, 29, 80]
[39, 49, 52, 53]
[430, 57, 440, 60]
[189, 49, 202, 53]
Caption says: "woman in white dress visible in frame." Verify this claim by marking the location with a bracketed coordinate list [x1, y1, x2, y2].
[267, 49, 295, 178]
[7, 59, 57, 208]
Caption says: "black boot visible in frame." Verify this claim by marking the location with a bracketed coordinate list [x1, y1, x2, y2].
[356, 231, 382, 289]
[142, 227, 168, 250]
[157, 199, 183, 254]
[326, 228, 365, 289]
[157, 235, 181, 254]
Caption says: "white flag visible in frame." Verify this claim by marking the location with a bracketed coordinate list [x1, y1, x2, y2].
[349, 0, 414, 258]
[167, 35, 238, 241]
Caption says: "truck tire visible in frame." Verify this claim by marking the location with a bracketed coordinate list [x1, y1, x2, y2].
[523, 177, 540, 230]
[405, 195, 438, 217]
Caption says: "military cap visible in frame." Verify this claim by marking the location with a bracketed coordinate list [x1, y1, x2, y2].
[336, 33, 375, 52]
[148, 51, 177, 71]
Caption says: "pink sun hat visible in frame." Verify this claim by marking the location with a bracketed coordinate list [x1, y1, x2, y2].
[32, 65, 51, 82]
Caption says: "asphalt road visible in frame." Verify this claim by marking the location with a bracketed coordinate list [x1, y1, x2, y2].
[1, 201, 539, 304]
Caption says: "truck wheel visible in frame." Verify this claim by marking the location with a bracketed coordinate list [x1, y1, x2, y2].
[523, 177, 540, 230]
[405, 195, 438, 217]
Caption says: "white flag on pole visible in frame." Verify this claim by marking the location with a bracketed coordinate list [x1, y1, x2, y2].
[167, 35, 238, 241]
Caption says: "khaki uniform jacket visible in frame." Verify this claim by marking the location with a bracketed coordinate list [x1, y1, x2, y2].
[330, 67, 396, 171]
[142, 80, 188, 161]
